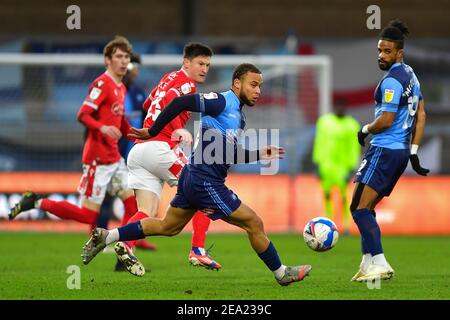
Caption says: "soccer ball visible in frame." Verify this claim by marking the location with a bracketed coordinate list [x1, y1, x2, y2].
[303, 217, 339, 252]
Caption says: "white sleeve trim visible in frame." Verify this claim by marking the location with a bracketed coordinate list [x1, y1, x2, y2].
[83, 101, 99, 110]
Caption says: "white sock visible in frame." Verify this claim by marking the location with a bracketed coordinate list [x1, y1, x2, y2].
[361, 253, 372, 269]
[105, 229, 119, 245]
[372, 253, 388, 267]
[273, 265, 287, 280]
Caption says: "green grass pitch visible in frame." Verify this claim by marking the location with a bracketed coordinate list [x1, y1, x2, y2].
[0, 232, 449, 300]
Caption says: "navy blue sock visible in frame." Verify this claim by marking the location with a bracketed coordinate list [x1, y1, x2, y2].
[352, 208, 383, 256]
[361, 237, 370, 254]
[258, 242, 282, 271]
[360, 209, 375, 254]
[360, 210, 377, 254]
[118, 221, 145, 241]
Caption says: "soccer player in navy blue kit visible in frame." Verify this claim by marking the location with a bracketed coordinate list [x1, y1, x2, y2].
[82, 63, 312, 286]
[351, 20, 429, 282]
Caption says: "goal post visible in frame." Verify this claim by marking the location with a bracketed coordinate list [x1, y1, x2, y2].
[0, 53, 332, 115]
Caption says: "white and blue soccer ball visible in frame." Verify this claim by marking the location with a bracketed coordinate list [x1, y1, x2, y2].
[303, 217, 339, 252]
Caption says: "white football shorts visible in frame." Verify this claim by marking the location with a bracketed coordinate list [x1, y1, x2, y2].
[127, 141, 187, 198]
[77, 158, 129, 205]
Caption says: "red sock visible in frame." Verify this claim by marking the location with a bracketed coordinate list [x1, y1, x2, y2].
[191, 211, 211, 248]
[125, 211, 149, 248]
[121, 195, 138, 226]
[40, 199, 98, 225]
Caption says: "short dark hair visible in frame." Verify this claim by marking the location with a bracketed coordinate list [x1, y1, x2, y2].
[379, 19, 410, 49]
[183, 43, 213, 60]
[232, 63, 262, 84]
[103, 35, 132, 58]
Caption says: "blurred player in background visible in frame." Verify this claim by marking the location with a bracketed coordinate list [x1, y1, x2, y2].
[351, 20, 429, 282]
[94, 51, 156, 273]
[82, 63, 312, 286]
[98, 52, 157, 256]
[9, 36, 138, 237]
[119, 52, 147, 157]
[107, 43, 220, 277]
[312, 98, 360, 234]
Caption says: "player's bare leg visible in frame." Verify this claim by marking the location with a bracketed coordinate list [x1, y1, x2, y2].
[370, 193, 384, 211]
[139, 206, 196, 236]
[223, 203, 312, 286]
[351, 183, 394, 282]
[134, 189, 160, 217]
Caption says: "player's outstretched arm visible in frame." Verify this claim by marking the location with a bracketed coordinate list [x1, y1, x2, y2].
[409, 99, 429, 176]
[128, 93, 226, 140]
[233, 145, 284, 164]
[127, 94, 198, 140]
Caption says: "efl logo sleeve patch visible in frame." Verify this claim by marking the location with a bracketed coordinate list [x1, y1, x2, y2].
[181, 83, 192, 95]
[384, 89, 394, 103]
[89, 87, 102, 101]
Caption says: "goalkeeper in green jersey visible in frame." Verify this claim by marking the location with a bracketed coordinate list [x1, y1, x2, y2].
[312, 99, 360, 233]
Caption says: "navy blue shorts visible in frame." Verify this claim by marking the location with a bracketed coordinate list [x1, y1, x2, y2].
[170, 167, 242, 220]
[354, 145, 409, 197]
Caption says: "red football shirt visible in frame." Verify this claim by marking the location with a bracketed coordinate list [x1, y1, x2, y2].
[78, 72, 129, 165]
[139, 68, 196, 149]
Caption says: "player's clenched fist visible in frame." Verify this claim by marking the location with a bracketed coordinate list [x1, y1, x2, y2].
[357, 124, 370, 147]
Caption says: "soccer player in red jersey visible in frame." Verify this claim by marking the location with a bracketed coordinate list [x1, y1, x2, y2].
[112, 43, 221, 277]
[9, 36, 139, 236]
